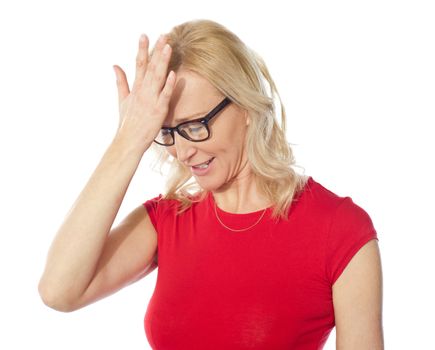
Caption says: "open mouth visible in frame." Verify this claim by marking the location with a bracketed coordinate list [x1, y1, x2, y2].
[192, 157, 215, 169]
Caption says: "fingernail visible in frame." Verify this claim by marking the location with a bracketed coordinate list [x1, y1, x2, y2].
[140, 34, 146, 42]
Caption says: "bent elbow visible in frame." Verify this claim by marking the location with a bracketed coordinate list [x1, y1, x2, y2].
[38, 281, 76, 313]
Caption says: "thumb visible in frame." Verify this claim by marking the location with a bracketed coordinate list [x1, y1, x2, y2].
[113, 65, 130, 103]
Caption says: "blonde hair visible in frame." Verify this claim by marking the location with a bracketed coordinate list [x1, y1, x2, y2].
[149, 19, 308, 221]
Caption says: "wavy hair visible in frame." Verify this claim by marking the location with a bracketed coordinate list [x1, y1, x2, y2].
[148, 19, 308, 221]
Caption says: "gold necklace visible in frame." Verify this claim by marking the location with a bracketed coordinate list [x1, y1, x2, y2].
[213, 201, 267, 232]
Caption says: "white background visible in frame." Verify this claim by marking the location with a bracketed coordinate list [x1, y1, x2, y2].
[1, 0, 434, 349]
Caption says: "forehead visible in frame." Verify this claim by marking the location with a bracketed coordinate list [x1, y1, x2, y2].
[166, 70, 223, 124]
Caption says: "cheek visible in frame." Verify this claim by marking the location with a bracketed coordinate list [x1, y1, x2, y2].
[224, 123, 247, 147]
[166, 147, 177, 158]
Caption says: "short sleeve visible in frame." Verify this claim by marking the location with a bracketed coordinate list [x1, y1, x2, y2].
[143, 194, 163, 234]
[325, 197, 378, 286]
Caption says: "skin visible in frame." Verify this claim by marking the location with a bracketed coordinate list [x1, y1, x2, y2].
[333, 239, 384, 349]
[162, 69, 273, 214]
[165, 66, 384, 349]
[39, 33, 383, 349]
[145, 39, 384, 347]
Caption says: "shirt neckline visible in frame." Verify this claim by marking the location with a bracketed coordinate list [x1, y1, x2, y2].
[206, 176, 313, 223]
[208, 191, 273, 218]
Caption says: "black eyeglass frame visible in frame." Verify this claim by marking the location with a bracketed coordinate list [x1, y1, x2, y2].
[153, 97, 232, 146]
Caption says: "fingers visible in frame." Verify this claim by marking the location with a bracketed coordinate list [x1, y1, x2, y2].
[113, 65, 129, 105]
[151, 42, 173, 95]
[142, 34, 171, 96]
[156, 70, 177, 114]
[113, 33, 164, 104]
[131, 34, 150, 93]
[115, 33, 174, 115]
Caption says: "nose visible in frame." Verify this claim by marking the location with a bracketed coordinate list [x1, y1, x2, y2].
[172, 132, 198, 163]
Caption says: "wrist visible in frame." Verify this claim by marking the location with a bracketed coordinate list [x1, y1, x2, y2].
[110, 134, 152, 159]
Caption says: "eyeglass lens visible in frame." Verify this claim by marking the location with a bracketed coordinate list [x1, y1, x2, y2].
[155, 121, 209, 145]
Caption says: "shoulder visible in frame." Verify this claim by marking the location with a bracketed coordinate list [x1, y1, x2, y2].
[143, 190, 208, 214]
[300, 176, 350, 218]
[143, 193, 179, 214]
[318, 182, 378, 286]
[303, 177, 373, 218]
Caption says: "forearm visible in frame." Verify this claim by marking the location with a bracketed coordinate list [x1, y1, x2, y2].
[38, 136, 150, 308]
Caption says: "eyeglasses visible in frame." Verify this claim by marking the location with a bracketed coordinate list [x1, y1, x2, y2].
[153, 97, 232, 146]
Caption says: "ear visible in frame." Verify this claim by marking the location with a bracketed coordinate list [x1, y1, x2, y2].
[244, 110, 250, 126]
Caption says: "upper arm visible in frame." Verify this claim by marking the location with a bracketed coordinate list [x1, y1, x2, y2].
[332, 239, 384, 350]
[71, 204, 158, 311]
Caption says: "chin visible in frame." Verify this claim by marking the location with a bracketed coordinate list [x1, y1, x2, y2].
[195, 178, 223, 192]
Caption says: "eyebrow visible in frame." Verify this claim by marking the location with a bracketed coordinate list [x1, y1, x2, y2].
[173, 110, 208, 123]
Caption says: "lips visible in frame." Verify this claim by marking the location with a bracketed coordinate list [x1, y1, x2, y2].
[192, 157, 215, 168]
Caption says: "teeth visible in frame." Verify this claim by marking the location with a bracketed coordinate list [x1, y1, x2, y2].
[193, 158, 213, 169]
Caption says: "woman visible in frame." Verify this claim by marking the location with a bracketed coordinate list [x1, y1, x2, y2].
[38, 19, 384, 349]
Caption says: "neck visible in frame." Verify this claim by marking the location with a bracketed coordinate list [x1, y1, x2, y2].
[211, 172, 271, 214]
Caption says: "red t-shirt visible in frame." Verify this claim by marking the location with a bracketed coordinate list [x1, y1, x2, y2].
[143, 176, 378, 349]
